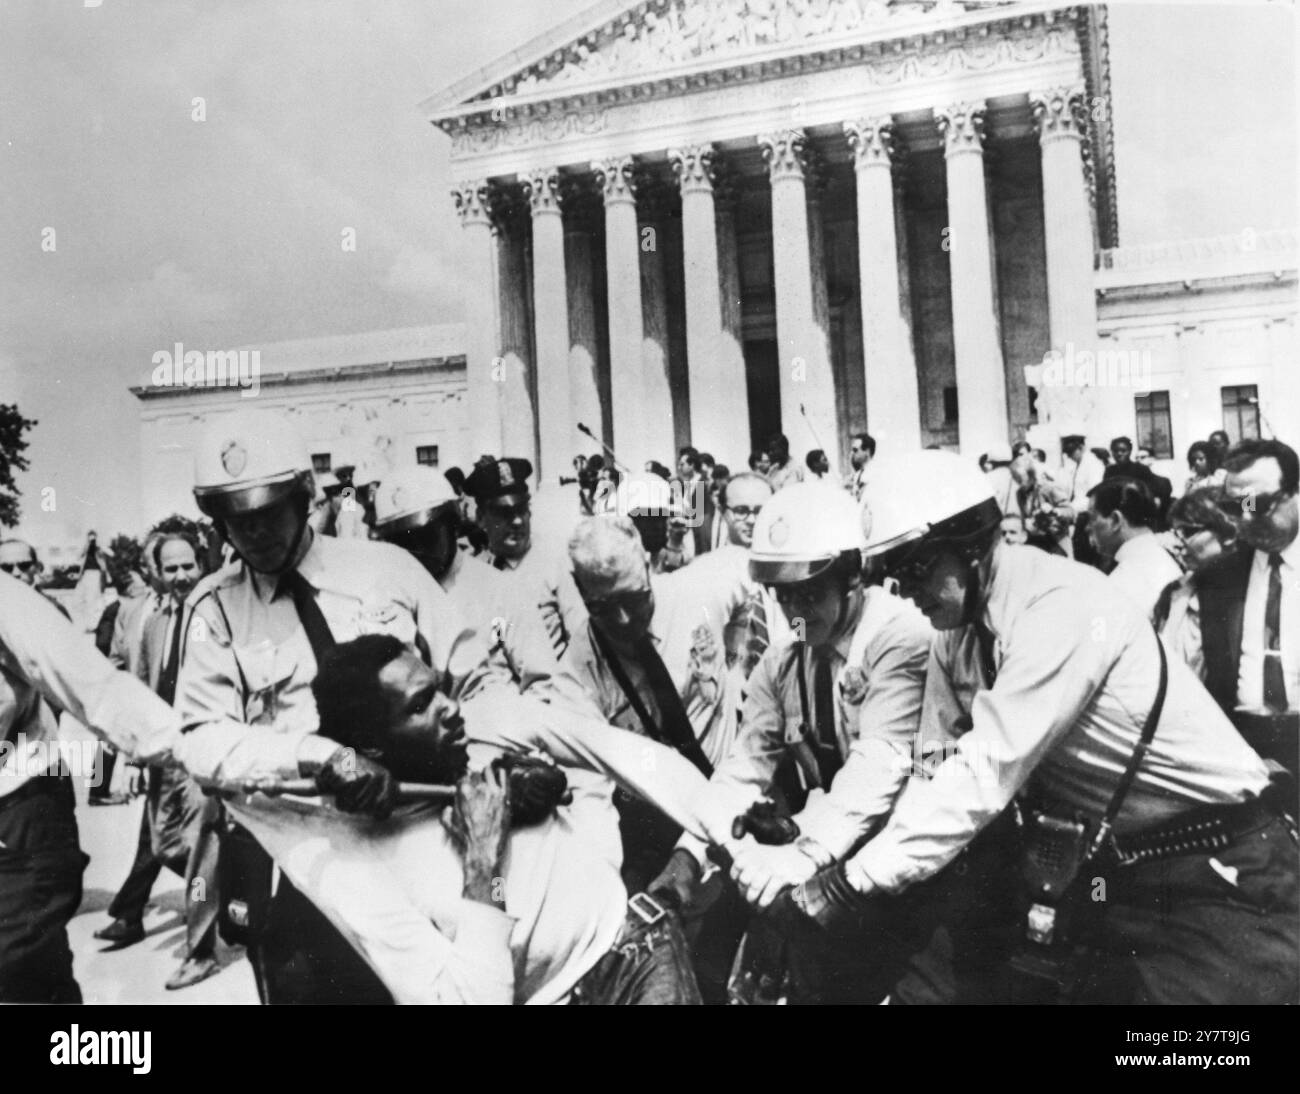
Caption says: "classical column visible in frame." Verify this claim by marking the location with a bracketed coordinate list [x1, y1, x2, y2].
[1031, 86, 1102, 438]
[453, 179, 502, 460]
[844, 118, 922, 452]
[494, 186, 538, 468]
[562, 178, 605, 452]
[759, 129, 837, 463]
[637, 176, 678, 467]
[670, 143, 749, 462]
[937, 102, 1009, 456]
[593, 156, 648, 469]
[525, 167, 571, 482]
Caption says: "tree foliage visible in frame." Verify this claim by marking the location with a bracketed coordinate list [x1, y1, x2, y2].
[0, 404, 38, 529]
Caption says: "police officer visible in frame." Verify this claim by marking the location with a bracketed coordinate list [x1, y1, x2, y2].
[176, 408, 493, 1004]
[372, 465, 559, 688]
[751, 450, 1298, 1004]
[658, 483, 933, 1002]
[466, 457, 535, 571]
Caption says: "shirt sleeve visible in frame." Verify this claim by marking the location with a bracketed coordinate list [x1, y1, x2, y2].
[847, 584, 1115, 893]
[0, 575, 178, 764]
[674, 645, 794, 865]
[795, 607, 931, 858]
[461, 685, 734, 848]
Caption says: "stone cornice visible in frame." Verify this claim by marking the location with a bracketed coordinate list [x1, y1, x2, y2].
[131, 357, 467, 402]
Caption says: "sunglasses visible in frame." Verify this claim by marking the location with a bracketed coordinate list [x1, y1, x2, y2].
[584, 587, 652, 619]
[1215, 490, 1291, 521]
[0, 560, 36, 575]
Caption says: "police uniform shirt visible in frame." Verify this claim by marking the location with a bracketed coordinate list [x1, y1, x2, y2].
[678, 586, 931, 864]
[439, 550, 560, 689]
[847, 545, 1272, 895]
[175, 531, 492, 783]
[558, 556, 751, 769]
[1238, 534, 1300, 711]
[1, 574, 177, 796]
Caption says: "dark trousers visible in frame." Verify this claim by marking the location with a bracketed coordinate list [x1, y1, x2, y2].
[1073, 816, 1299, 1004]
[246, 873, 393, 1005]
[88, 746, 118, 800]
[571, 900, 702, 1005]
[0, 774, 88, 1004]
[106, 771, 218, 958]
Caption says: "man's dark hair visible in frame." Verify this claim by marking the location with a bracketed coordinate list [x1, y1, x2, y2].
[646, 461, 672, 481]
[851, 432, 876, 457]
[1061, 434, 1085, 453]
[1033, 448, 1046, 463]
[1091, 447, 1112, 465]
[697, 452, 715, 470]
[1168, 486, 1237, 544]
[677, 446, 700, 473]
[712, 463, 730, 482]
[312, 634, 407, 755]
[1110, 436, 1133, 452]
[1221, 438, 1299, 494]
[444, 467, 466, 496]
[766, 432, 790, 462]
[805, 448, 825, 472]
[1088, 477, 1157, 529]
[1209, 429, 1231, 448]
[150, 530, 204, 572]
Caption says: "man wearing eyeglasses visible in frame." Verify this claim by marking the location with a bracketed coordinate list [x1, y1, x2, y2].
[0, 539, 70, 619]
[1199, 438, 1299, 774]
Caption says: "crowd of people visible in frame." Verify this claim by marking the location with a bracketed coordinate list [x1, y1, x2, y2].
[0, 408, 1295, 1005]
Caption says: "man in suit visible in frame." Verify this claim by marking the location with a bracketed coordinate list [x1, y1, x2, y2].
[1198, 438, 1299, 774]
[93, 530, 221, 989]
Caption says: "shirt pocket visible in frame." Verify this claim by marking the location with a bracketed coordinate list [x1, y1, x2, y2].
[235, 638, 300, 726]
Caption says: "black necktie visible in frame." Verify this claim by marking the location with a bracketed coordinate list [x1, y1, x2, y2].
[811, 655, 842, 786]
[974, 620, 999, 688]
[278, 570, 336, 666]
[156, 604, 184, 706]
[1264, 553, 1288, 712]
[632, 636, 712, 776]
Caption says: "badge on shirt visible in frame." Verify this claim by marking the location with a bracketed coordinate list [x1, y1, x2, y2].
[839, 667, 868, 707]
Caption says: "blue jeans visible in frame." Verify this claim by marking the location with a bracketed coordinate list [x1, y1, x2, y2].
[571, 892, 702, 1005]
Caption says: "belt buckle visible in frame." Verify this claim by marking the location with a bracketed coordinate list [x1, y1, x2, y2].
[628, 891, 666, 927]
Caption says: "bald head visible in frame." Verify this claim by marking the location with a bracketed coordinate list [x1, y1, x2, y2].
[569, 515, 654, 650]
[0, 539, 40, 586]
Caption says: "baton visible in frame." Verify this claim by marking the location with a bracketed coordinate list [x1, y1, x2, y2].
[196, 776, 455, 803]
[577, 422, 630, 474]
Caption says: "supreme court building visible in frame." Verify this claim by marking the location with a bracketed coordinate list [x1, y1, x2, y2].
[425, 0, 1121, 478]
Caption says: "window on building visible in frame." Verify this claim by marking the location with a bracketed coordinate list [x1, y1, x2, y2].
[1221, 385, 1261, 444]
[311, 453, 332, 474]
[1134, 391, 1173, 459]
[942, 386, 959, 424]
[415, 445, 439, 467]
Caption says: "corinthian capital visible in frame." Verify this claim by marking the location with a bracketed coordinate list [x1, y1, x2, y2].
[452, 179, 492, 226]
[936, 102, 986, 157]
[1030, 86, 1089, 144]
[843, 117, 895, 170]
[523, 168, 562, 217]
[758, 129, 808, 182]
[668, 144, 716, 195]
[592, 156, 638, 206]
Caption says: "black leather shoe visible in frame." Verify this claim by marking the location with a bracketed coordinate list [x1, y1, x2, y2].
[93, 918, 145, 948]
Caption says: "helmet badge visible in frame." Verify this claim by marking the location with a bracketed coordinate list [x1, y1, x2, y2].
[768, 516, 789, 548]
[220, 440, 247, 478]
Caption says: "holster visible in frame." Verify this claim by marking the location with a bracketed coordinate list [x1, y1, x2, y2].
[1006, 805, 1099, 1004]
[215, 822, 275, 948]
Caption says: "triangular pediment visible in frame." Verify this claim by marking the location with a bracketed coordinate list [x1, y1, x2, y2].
[424, 0, 1029, 116]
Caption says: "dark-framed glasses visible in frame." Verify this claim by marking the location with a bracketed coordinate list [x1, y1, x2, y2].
[0, 559, 36, 575]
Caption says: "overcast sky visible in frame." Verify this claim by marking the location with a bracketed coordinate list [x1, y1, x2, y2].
[1, 0, 1295, 551]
